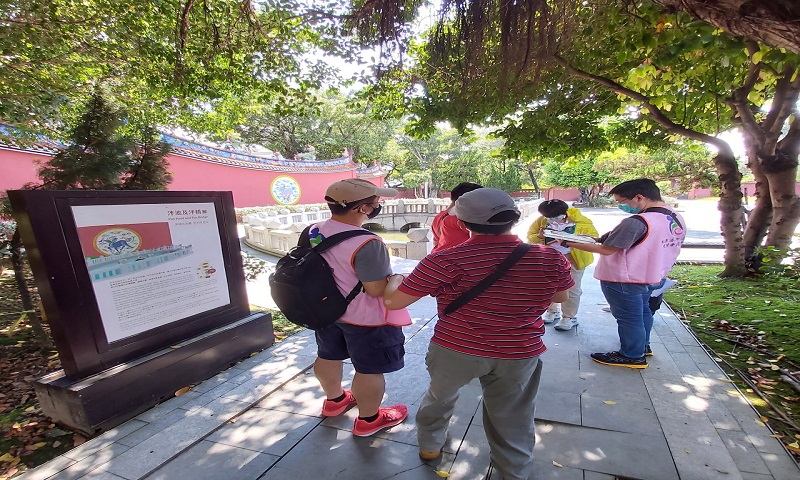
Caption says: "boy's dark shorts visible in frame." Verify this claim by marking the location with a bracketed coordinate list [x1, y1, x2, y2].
[315, 322, 405, 374]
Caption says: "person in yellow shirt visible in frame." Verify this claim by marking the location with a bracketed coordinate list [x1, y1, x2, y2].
[527, 200, 598, 331]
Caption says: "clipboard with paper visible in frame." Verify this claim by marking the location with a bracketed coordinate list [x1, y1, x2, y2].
[543, 229, 597, 244]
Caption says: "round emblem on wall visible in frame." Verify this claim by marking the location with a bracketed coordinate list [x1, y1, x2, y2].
[271, 175, 301, 205]
[93, 228, 142, 256]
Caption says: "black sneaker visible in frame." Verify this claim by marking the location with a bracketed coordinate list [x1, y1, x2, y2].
[644, 345, 653, 357]
[591, 351, 648, 369]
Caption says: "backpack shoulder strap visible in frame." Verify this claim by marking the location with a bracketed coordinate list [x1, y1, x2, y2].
[297, 225, 312, 248]
[302, 228, 375, 253]
[307, 228, 377, 303]
[443, 243, 531, 315]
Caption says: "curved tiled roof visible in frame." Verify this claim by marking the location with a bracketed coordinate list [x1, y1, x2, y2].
[0, 125, 382, 176]
[163, 134, 357, 173]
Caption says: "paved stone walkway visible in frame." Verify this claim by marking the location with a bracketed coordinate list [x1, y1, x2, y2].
[19, 264, 800, 480]
[18, 200, 800, 480]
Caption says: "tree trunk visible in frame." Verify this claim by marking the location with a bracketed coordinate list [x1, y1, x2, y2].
[733, 63, 800, 263]
[712, 151, 749, 277]
[742, 144, 772, 261]
[10, 229, 52, 348]
[527, 162, 541, 196]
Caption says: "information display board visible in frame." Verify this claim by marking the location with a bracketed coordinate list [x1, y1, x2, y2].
[72, 203, 231, 342]
[8, 190, 251, 378]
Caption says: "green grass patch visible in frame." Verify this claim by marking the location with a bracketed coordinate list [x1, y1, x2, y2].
[249, 305, 304, 340]
[665, 264, 800, 454]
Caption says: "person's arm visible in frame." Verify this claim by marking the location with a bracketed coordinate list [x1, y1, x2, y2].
[353, 239, 392, 297]
[560, 240, 621, 256]
[383, 274, 422, 309]
[362, 278, 389, 297]
[527, 217, 546, 244]
[552, 289, 570, 303]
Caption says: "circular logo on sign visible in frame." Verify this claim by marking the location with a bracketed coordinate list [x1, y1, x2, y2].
[93, 228, 141, 256]
[270, 175, 301, 205]
[197, 262, 217, 279]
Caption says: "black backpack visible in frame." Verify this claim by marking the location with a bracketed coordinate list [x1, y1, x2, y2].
[268, 226, 375, 330]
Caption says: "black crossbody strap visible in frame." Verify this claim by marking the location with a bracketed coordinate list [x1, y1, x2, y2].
[444, 243, 531, 315]
[297, 226, 376, 301]
[630, 207, 685, 247]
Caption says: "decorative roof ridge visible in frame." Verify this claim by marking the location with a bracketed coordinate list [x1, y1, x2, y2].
[0, 124, 379, 176]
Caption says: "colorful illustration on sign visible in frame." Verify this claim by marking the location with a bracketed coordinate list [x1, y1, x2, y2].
[197, 262, 218, 279]
[78, 223, 173, 258]
[85, 245, 194, 282]
[270, 175, 301, 205]
[94, 228, 142, 256]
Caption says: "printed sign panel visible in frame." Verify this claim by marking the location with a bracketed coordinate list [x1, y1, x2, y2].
[71, 202, 231, 342]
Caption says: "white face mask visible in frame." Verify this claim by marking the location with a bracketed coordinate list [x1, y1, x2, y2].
[547, 214, 567, 222]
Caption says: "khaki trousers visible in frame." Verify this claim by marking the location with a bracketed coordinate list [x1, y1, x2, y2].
[416, 343, 543, 480]
[544, 265, 585, 318]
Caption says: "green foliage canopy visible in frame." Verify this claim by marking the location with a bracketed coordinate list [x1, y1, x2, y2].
[0, 0, 341, 136]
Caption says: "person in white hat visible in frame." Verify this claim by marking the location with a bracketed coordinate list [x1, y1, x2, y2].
[384, 187, 573, 479]
[309, 178, 411, 437]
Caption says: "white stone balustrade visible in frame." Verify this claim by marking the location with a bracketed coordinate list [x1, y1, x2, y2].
[241, 198, 539, 259]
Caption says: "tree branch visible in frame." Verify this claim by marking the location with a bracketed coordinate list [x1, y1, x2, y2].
[552, 54, 733, 156]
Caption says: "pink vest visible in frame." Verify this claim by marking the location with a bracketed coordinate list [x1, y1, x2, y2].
[314, 220, 411, 327]
[594, 210, 686, 284]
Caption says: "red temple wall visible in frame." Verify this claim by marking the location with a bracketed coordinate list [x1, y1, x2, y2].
[1, 149, 384, 208]
[0, 148, 46, 192]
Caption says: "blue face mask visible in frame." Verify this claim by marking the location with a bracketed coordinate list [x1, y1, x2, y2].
[618, 204, 640, 214]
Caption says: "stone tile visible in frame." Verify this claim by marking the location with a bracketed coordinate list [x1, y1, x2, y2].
[116, 408, 189, 447]
[583, 471, 617, 480]
[740, 473, 776, 480]
[580, 393, 660, 436]
[761, 450, 800, 479]
[143, 440, 278, 480]
[175, 381, 248, 411]
[216, 363, 309, 404]
[403, 322, 435, 355]
[206, 407, 320, 456]
[135, 392, 203, 423]
[657, 409, 726, 448]
[104, 397, 250, 479]
[254, 370, 325, 417]
[718, 429, 771, 475]
[190, 368, 252, 394]
[640, 352, 685, 379]
[15, 454, 76, 480]
[48, 443, 130, 480]
[258, 425, 445, 480]
[78, 470, 128, 480]
[535, 389, 581, 426]
[534, 422, 678, 479]
[667, 440, 746, 480]
[63, 421, 147, 461]
[561, 362, 652, 403]
[322, 377, 481, 454]
[485, 459, 586, 480]
[668, 351, 706, 377]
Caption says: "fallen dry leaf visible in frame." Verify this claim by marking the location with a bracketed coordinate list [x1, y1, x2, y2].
[174, 386, 192, 396]
[552, 461, 563, 468]
[603, 401, 617, 405]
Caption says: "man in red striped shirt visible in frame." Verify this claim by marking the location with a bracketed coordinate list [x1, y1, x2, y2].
[384, 188, 573, 480]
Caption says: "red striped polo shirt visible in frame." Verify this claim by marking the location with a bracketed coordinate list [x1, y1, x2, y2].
[398, 234, 574, 359]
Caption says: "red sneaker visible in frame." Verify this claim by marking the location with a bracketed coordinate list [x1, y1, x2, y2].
[352, 404, 409, 437]
[321, 390, 357, 417]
